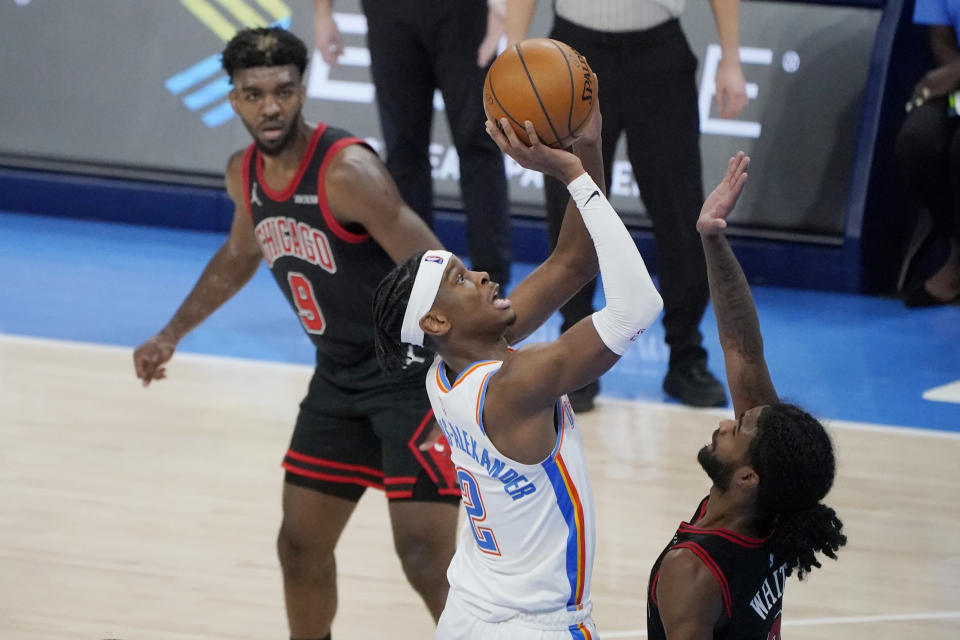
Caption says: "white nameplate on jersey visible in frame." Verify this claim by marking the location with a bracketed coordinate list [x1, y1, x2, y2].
[254, 216, 338, 273]
[437, 417, 537, 501]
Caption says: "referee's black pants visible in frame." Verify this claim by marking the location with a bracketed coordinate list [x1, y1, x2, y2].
[895, 97, 960, 247]
[362, 0, 512, 287]
[547, 17, 709, 371]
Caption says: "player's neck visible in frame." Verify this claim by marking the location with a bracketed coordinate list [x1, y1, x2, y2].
[439, 338, 511, 379]
[698, 487, 762, 537]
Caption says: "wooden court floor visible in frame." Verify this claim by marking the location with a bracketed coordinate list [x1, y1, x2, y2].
[2, 335, 958, 639]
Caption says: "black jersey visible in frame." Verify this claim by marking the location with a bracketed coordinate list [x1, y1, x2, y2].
[242, 124, 427, 387]
[647, 498, 786, 640]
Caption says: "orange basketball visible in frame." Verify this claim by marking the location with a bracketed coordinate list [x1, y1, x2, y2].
[483, 38, 595, 149]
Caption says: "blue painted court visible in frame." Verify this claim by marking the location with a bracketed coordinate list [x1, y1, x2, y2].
[1, 210, 957, 432]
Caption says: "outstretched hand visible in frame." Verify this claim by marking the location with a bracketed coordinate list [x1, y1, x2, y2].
[486, 118, 584, 184]
[696, 152, 749, 236]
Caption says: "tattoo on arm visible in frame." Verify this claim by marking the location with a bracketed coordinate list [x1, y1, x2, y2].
[703, 235, 762, 359]
[702, 233, 777, 411]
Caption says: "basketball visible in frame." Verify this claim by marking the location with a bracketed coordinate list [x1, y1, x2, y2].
[483, 38, 595, 149]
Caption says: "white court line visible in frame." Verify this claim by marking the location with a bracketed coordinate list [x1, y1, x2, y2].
[598, 395, 960, 440]
[2, 333, 958, 439]
[0, 332, 315, 374]
[601, 611, 960, 638]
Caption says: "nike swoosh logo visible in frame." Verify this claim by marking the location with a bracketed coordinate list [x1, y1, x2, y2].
[584, 190, 600, 205]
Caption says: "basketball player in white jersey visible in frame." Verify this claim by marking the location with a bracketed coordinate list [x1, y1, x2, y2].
[373, 98, 663, 638]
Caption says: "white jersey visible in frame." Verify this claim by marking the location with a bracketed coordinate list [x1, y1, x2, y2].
[426, 355, 596, 624]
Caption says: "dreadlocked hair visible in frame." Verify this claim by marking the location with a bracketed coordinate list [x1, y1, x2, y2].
[373, 252, 426, 372]
[221, 27, 308, 82]
[749, 403, 847, 580]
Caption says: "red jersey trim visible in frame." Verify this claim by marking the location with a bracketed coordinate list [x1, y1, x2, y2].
[317, 136, 372, 243]
[284, 448, 384, 478]
[678, 523, 769, 548]
[695, 496, 709, 520]
[686, 496, 770, 547]
[671, 541, 733, 619]
[256, 123, 327, 202]
[282, 462, 384, 490]
[650, 569, 661, 607]
[241, 143, 255, 220]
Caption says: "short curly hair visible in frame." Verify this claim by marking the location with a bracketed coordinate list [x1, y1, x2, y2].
[221, 27, 308, 83]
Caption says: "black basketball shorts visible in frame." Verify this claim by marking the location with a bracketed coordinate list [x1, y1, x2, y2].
[282, 367, 460, 504]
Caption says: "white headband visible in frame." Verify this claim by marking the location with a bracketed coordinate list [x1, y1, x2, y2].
[400, 251, 453, 347]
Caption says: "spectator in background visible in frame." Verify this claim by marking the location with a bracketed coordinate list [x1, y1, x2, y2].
[897, 0, 960, 307]
[506, 0, 748, 411]
[314, 0, 513, 289]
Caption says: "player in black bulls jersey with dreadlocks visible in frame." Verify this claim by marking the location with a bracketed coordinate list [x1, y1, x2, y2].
[133, 27, 460, 640]
[646, 153, 847, 640]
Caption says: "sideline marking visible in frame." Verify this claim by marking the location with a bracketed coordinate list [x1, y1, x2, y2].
[923, 379, 960, 404]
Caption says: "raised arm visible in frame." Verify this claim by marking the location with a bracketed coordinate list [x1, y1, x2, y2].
[500, 96, 604, 344]
[696, 153, 777, 417]
[133, 151, 263, 386]
[484, 117, 661, 416]
[323, 144, 443, 262]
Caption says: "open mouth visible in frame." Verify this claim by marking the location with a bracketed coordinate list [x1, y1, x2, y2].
[491, 283, 511, 310]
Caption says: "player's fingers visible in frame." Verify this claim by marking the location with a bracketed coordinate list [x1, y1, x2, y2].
[134, 354, 154, 379]
[499, 117, 525, 149]
[485, 120, 508, 148]
[523, 121, 542, 147]
[725, 154, 738, 179]
[735, 92, 748, 115]
[488, 120, 520, 156]
[133, 355, 146, 378]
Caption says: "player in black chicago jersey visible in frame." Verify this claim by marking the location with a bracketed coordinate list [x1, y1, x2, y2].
[646, 154, 847, 640]
[133, 28, 458, 640]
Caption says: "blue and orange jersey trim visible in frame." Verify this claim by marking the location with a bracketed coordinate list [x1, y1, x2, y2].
[475, 370, 497, 432]
[435, 359, 500, 393]
[568, 622, 593, 639]
[543, 450, 588, 608]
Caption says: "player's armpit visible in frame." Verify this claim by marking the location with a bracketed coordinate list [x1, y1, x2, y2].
[656, 548, 724, 640]
[489, 319, 619, 419]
